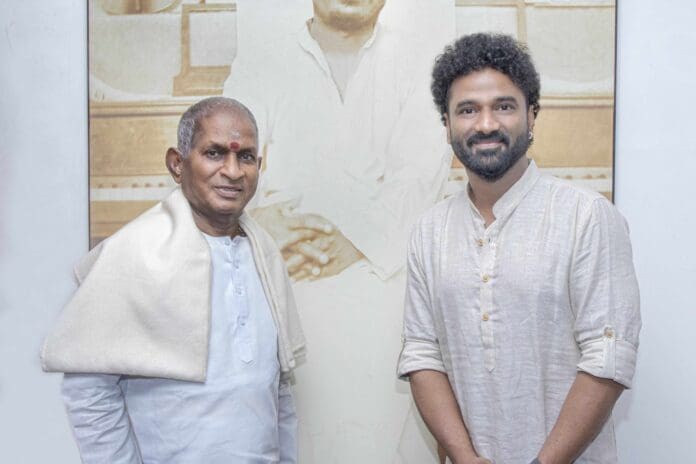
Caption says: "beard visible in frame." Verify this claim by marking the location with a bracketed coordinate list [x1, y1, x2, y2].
[451, 129, 530, 182]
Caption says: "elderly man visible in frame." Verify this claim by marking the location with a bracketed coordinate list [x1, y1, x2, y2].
[224, 1, 453, 462]
[397, 33, 641, 463]
[41, 97, 305, 463]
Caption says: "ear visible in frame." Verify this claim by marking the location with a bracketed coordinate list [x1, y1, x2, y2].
[443, 113, 452, 144]
[527, 106, 536, 133]
[166, 147, 185, 184]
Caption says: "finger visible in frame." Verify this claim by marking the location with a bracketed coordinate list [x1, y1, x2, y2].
[310, 234, 334, 251]
[289, 214, 334, 234]
[279, 229, 317, 250]
[284, 253, 306, 272]
[296, 242, 330, 265]
[292, 267, 311, 282]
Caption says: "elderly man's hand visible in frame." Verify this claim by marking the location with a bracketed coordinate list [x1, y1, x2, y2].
[252, 201, 364, 281]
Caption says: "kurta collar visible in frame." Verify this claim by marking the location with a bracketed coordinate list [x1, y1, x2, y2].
[297, 19, 382, 77]
[467, 159, 541, 225]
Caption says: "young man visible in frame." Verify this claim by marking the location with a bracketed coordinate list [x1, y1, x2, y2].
[397, 33, 641, 464]
[42, 97, 305, 463]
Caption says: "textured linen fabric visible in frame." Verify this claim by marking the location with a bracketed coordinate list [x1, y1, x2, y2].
[41, 187, 304, 380]
[397, 161, 641, 463]
[223, 12, 454, 463]
[62, 234, 297, 464]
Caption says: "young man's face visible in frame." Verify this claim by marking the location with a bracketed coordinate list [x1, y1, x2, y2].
[168, 109, 260, 233]
[445, 68, 535, 182]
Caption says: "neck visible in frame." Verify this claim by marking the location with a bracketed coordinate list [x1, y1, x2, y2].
[191, 208, 243, 238]
[309, 15, 376, 54]
[467, 156, 530, 216]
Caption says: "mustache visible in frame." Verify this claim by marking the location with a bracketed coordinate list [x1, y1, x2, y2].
[467, 131, 510, 147]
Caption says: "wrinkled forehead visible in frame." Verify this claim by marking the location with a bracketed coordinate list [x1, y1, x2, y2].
[194, 107, 258, 144]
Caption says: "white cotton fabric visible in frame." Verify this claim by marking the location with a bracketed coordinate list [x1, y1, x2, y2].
[41, 187, 305, 381]
[397, 161, 641, 463]
[223, 11, 454, 462]
[62, 235, 297, 463]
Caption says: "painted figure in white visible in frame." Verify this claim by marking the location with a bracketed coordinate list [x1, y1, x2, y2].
[224, 0, 454, 461]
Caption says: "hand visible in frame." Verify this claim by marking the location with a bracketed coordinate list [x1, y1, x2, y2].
[289, 229, 364, 281]
[440, 446, 492, 464]
[450, 456, 492, 464]
[252, 200, 330, 252]
[252, 201, 363, 281]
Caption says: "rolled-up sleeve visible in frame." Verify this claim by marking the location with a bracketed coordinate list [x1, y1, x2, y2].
[397, 225, 447, 380]
[571, 198, 641, 388]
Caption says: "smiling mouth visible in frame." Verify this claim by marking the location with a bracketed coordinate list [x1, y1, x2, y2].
[214, 185, 243, 199]
[472, 141, 504, 149]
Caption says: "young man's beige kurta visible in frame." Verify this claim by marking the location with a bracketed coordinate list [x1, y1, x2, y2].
[398, 161, 641, 463]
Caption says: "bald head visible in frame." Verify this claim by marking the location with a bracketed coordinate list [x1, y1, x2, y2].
[177, 97, 258, 158]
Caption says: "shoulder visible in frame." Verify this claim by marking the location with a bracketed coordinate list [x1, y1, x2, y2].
[410, 193, 462, 247]
[537, 172, 606, 204]
[239, 213, 284, 259]
[535, 173, 628, 232]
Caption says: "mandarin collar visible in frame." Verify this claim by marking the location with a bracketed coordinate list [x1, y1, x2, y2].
[297, 19, 382, 77]
[467, 159, 541, 224]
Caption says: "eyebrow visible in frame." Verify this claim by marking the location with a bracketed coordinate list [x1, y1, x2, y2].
[454, 96, 521, 111]
[203, 142, 229, 152]
[494, 96, 520, 105]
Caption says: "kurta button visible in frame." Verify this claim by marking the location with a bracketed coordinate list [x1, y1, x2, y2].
[604, 328, 614, 338]
[482, 312, 490, 322]
[476, 239, 484, 247]
[482, 274, 490, 283]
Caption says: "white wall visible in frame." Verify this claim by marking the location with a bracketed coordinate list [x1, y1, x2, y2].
[613, 1, 696, 461]
[0, 1, 86, 462]
[0, 1, 694, 462]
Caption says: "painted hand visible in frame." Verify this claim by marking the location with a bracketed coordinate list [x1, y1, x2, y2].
[252, 201, 363, 281]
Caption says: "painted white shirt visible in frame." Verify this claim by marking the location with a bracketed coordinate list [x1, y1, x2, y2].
[225, 22, 451, 279]
[224, 14, 454, 463]
[397, 161, 641, 463]
[62, 234, 296, 464]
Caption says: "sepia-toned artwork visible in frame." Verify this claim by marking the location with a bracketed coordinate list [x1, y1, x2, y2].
[88, 0, 616, 462]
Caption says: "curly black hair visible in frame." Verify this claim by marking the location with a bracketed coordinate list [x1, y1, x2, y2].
[431, 33, 541, 125]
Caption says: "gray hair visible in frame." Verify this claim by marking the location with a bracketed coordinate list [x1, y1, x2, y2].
[177, 97, 258, 158]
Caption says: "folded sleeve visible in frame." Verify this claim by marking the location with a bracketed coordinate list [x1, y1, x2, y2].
[397, 225, 447, 379]
[571, 198, 641, 388]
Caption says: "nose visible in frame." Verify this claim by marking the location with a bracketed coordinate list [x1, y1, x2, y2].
[474, 107, 500, 134]
[220, 154, 243, 180]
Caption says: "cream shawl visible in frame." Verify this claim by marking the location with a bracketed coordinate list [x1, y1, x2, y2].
[41, 188, 305, 382]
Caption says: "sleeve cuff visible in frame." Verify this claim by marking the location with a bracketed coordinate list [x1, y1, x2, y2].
[577, 330, 638, 388]
[396, 338, 447, 381]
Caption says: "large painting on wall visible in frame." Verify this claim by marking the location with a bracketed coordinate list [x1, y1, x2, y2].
[88, 0, 616, 462]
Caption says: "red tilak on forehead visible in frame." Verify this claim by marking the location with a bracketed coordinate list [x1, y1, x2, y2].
[229, 141, 240, 151]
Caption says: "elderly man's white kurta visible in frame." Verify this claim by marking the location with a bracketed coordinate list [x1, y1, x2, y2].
[62, 234, 297, 463]
[398, 162, 641, 463]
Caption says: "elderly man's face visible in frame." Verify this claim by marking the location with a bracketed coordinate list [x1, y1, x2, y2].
[313, 0, 386, 30]
[168, 109, 260, 233]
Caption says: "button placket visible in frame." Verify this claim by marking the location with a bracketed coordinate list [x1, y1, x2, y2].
[230, 240, 253, 363]
[479, 230, 497, 371]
